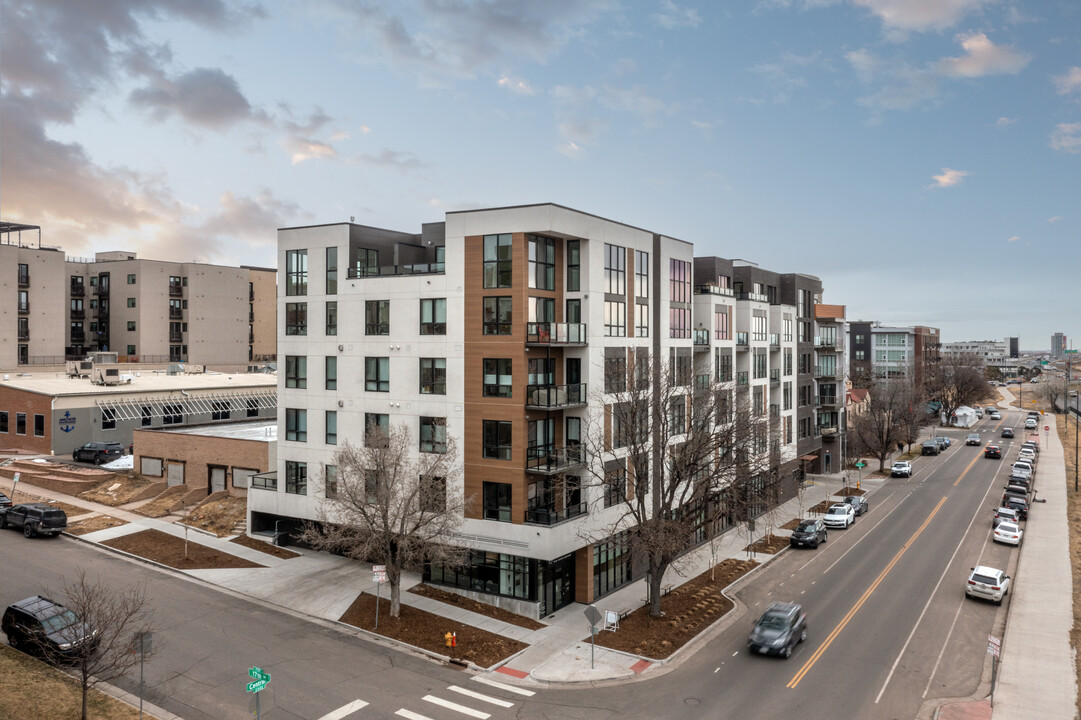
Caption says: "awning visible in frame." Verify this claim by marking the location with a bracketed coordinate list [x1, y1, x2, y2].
[94, 390, 277, 422]
[799, 454, 819, 462]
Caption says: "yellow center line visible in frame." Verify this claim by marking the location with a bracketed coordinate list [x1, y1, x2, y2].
[953, 453, 981, 487]
[786, 496, 948, 689]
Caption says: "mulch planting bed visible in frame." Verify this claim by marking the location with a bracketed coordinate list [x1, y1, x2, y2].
[808, 499, 836, 513]
[587, 558, 758, 659]
[231, 533, 301, 559]
[743, 533, 789, 554]
[837, 486, 866, 496]
[102, 528, 265, 569]
[66, 515, 129, 535]
[408, 584, 545, 630]
[780, 517, 802, 530]
[339, 593, 527, 668]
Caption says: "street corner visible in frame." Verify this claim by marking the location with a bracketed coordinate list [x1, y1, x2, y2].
[529, 643, 646, 684]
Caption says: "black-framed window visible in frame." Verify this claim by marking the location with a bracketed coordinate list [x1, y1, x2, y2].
[566, 239, 580, 292]
[482, 481, 512, 522]
[669, 258, 691, 303]
[483, 297, 512, 335]
[605, 356, 626, 393]
[483, 359, 513, 397]
[285, 460, 307, 495]
[365, 300, 389, 335]
[365, 357, 389, 392]
[326, 301, 337, 336]
[635, 304, 649, 337]
[419, 298, 446, 335]
[419, 358, 446, 395]
[325, 464, 338, 499]
[286, 302, 307, 335]
[101, 408, 116, 430]
[483, 233, 512, 288]
[420, 476, 446, 513]
[604, 243, 626, 295]
[212, 401, 231, 421]
[528, 235, 555, 290]
[326, 246, 338, 294]
[604, 466, 627, 508]
[126, 321, 136, 332]
[669, 396, 686, 435]
[365, 413, 389, 444]
[127, 273, 137, 284]
[604, 300, 625, 337]
[127, 298, 136, 308]
[593, 531, 632, 598]
[246, 398, 259, 418]
[635, 250, 649, 298]
[325, 356, 337, 390]
[420, 416, 447, 453]
[127, 344, 136, 355]
[483, 420, 512, 460]
[326, 410, 337, 445]
[285, 355, 307, 389]
[427, 550, 533, 600]
[286, 249, 308, 296]
[0, 411, 7, 433]
[33, 414, 44, 438]
[286, 408, 307, 442]
[162, 404, 183, 425]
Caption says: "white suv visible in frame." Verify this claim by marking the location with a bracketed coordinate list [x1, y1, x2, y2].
[891, 461, 912, 478]
[823, 503, 854, 529]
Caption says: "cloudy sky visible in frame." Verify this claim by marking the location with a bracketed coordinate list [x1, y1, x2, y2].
[2, 0, 1078, 350]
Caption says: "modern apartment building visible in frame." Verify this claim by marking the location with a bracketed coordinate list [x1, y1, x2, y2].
[262, 204, 829, 618]
[942, 340, 1009, 365]
[2, 222, 276, 370]
[813, 303, 846, 469]
[1008, 337, 1019, 359]
[848, 322, 940, 388]
[1052, 332, 1067, 358]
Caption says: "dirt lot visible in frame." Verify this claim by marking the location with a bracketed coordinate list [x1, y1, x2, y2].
[587, 558, 757, 659]
[0, 644, 157, 720]
[338, 593, 528, 668]
[80, 474, 160, 506]
[230, 533, 301, 559]
[183, 495, 247, 536]
[66, 515, 129, 535]
[102, 528, 264, 570]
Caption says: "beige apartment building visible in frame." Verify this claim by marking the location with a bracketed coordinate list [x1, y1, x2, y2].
[2, 222, 276, 371]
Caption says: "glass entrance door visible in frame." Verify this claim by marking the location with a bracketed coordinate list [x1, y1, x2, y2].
[539, 555, 576, 618]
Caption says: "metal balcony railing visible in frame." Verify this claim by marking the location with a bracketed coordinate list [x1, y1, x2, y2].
[817, 395, 840, 407]
[693, 328, 710, 348]
[736, 332, 749, 349]
[737, 371, 749, 386]
[525, 384, 587, 409]
[736, 291, 769, 302]
[525, 322, 587, 345]
[770, 369, 780, 385]
[524, 503, 588, 526]
[525, 444, 585, 474]
[169, 285, 183, 297]
[814, 365, 839, 379]
[18, 272, 30, 287]
[769, 333, 780, 348]
[347, 262, 445, 278]
[168, 309, 183, 319]
[70, 283, 84, 296]
[18, 302, 29, 314]
[694, 284, 735, 297]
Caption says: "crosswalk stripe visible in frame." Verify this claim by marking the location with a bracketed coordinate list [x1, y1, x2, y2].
[471, 676, 535, 697]
[446, 686, 514, 708]
[422, 695, 491, 719]
[317, 699, 369, 720]
[395, 710, 433, 720]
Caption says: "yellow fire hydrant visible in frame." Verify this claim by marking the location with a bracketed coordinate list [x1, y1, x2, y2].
[445, 631, 453, 648]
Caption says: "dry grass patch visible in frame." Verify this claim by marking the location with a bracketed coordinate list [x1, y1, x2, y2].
[79, 473, 161, 506]
[408, 584, 545, 631]
[0, 644, 158, 720]
[182, 495, 247, 537]
[66, 515, 129, 535]
[133, 486, 189, 518]
[339, 593, 527, 668]
[1054, 410, 1081, 719]
[102, 528, 264, 570]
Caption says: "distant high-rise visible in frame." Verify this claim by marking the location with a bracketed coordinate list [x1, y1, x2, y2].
[1007, 337, 1019, 359]
[1052, 332, 1067, 358]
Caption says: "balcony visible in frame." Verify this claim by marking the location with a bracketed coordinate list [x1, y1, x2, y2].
[168, 309, 183, 320]
[70, 309, 85, 319]
[94, 308, 109, 320]
[524, 502, 588, 526]
[819, 426, 839, 442]
[70, 331, 86, 343]
[817, 394, 841, 408]
[18, 302, 29, 315]
[769, 333, 780, 349]
[347, 262, 445, 279]
[814, 365, 839, 379]
[525, 383, 587, 410]
[169, 285, 183, 297]
[70, 283, 84, 296]
[693, 328, 710, 350]
[815, 336, 841, 349]
[525, 444, 585, 475]
[736, 291, 769, 303]
[737, 371, 749, 386]
[736, 332, 749, 350]
[18, 272, 30, 288]
[170, 332, 184, 343]
[769, 403, 780, 419]
[525, 322, 587, 346]
[694, 284, 735, 297]
[770, 369, 780, 386]
[94, 285, 109, 296]
[17, 329, 29, 341]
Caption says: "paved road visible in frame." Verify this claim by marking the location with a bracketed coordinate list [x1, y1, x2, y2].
[0, 410, 1029, 720]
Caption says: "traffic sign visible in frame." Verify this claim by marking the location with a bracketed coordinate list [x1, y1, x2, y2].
[247, 680, 268, 693]
[854, 462, 866, 468]
[1045, 426, 1050, 432]
[584, 605, 602, 631]
[247, 666, 271, 693]
[372, 564, 387, 583]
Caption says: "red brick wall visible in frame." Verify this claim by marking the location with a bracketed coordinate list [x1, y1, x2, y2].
[131, 428, 270, 498]
[0, 386, 52, 454]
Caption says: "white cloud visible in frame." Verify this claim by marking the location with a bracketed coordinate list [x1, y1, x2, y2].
[1048, 216, 1063, 223]
[852, 0, 992, 33]
[996, 116, 1017, 127]
[846, 49, 883, 83]
[936, 33, 1030, 78]
[652, 0, 703, 29]
[497, 74, 536, 95]
[931, 167, 969, 187]
[1053, 67, 1081, 96]
[1050, 123, 1081, 154]
[1006, 235, 1020, 243]
[285, 138, 337, 165]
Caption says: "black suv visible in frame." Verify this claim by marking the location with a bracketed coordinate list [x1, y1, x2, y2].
[72, 441, 125, 465]
[748, 602, 807, 658]
[2, 596, 96, 662]
[790, 519, 827, 549]
[0, 503, 68, 537]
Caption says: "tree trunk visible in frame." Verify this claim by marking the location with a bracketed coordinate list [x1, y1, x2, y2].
[389, 566, 402, 618]
[81, 666, 89, 720]
[647, 566, 666, 617]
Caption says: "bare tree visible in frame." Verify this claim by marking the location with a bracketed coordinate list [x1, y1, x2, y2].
[50, 572, 157, 720]
[849, 379, 913, 471]
[895, 380, 931, 453]
[1037, 376, 1070, 413]
[582, 351, 773, 617]
[924, 353, 986, 425]
[301, 424, 469, 618]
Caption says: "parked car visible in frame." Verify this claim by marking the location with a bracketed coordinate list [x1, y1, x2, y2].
[975, 408, 984, 418]
[1025, 418, 1038, 430]
[789, 519, 828, 549]
[990, 411, 1001, 420]
[1001, 427, 1014, 438]
[1007, 474, 1032, 490]
[1017, 449, 1037, 464]
[748, 602, 807, 658]
[935, 437, 952, 449]
[966, 433, 981, 446]
[0, 504, 68, 538]
[1011, 462, 1033, 479]
[823, 503, 855, 529]
[965, 566, 1010, 605]
[984, 445, 1001, 459]
[1022, 439, 1040, 454]
[2, 596, 97, 662]
[1004, 495, 1029, 520]
[72, 441, 125, 465]
[993, 522, 1023, 546]
[985, 406, 997, 415]
[891, 461, 913, 477]
[992, 507, 1020, 528]
[0, 491, 12, 508]
[843, 495, 869, 516]
[1003, 487, 1029, 507]
[921, 440, 940, 456]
